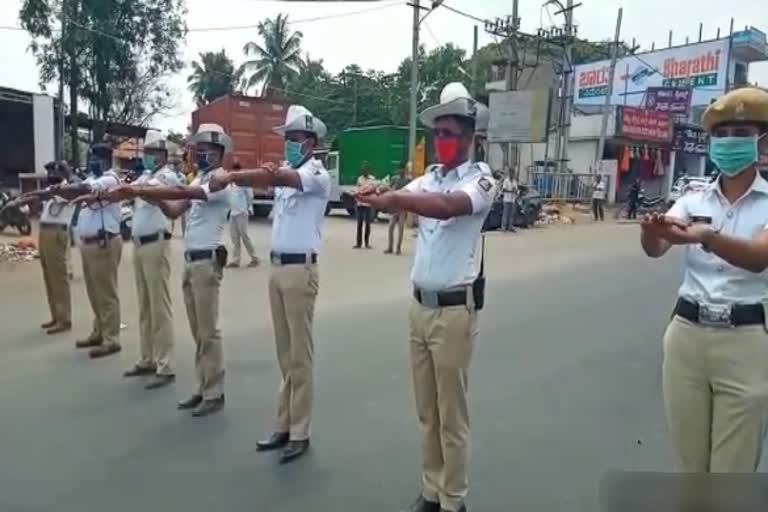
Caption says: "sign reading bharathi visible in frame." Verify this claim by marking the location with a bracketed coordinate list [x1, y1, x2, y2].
[488, 89, 551, 143]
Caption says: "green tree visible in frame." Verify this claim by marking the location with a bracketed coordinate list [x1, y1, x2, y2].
[166, 130, 186, 145]
[240, 13, 303, 97]
[188, 50, 239, 106]
[20, 0, 187, 151]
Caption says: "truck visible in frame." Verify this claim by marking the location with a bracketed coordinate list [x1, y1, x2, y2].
[191, 93, 287, 216]
[0, 86, 58, 191]
[325, 125, 431, 217]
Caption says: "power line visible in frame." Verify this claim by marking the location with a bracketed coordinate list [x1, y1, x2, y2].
[440, 3, 487, 24]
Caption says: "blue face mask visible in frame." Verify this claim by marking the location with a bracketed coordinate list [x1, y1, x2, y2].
[143, 155, 157, 171]
[196, 152, 213, 173]
[708, 136, 761, 177]
[284, 140, 307, 168]
[88, 160, 104, 176]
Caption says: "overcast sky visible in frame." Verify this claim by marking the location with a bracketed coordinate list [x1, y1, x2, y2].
[1, 0, 767, 133]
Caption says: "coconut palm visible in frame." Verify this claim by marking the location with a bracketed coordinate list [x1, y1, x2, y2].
[239, 14, 303, 97]
[188, 50, 239, 106]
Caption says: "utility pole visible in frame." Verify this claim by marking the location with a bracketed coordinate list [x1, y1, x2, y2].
[559, 0, 575, 173]
[594, 8, 622, 174]
[507, 0, 520, 176]
[57, 0, 67, 161]
[407, 0, 421, 168]
[471, 25, 479, 96]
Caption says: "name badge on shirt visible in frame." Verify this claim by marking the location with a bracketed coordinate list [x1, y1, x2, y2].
[690, 215, 712, 225]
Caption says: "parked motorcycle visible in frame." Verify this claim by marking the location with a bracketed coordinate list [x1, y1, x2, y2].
[0, 190, 32, 236]
[614, 189, 666, 219]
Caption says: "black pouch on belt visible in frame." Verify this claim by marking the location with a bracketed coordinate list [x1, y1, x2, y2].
[215, 245, 228, 268]
[472, 235, 486, 311]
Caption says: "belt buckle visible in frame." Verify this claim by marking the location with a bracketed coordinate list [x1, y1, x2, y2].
[271, 253, 282, 265]
[698, 302, 732, 327]
[420, 290, 440, 308]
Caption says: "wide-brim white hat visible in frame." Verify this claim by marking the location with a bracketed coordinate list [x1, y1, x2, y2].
[273, 105, 327, 139]
[143, 130, 170, 152]
[419, 82, 489, 131]
[191, 123, 233, 154]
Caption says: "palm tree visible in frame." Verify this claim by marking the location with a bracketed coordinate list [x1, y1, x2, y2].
[239, 14, 303, 97]
[188, 50, 239, 106]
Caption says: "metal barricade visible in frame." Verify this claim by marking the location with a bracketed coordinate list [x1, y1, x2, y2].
[530, 172, 610, 203]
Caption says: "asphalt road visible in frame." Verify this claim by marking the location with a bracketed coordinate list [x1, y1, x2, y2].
[0, 218, 756, 512]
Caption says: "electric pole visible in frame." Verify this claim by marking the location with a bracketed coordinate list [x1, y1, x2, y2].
[594, 8, 623, 174]
[559, 0, 575, 173]
[57, 0, 67, 161]
[407, 0, 420, 168]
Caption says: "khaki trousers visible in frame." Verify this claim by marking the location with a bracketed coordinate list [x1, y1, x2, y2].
[182, 259, 224, 400]
[80, 237, 122, 346]
[410, 296, 478, 512]
[133, 239, 174, 375]
[39, 225, 71, 324]
[268, 264, 319, 440]
[662, 315, 768, 472]
[387, 212, 407, 253]
[229, 213, 257, 264]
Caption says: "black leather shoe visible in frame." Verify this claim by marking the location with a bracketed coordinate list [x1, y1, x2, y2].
[256, 432, 290, 452]
[401, 496, 440, 512]
[177, 394, 203, 410]
[145, 374, 175, 389]
[89, 343, 122, 359]
[191, 396, 225, 417]
[123, 365, 156, 378]
[279, 439, 309, 464]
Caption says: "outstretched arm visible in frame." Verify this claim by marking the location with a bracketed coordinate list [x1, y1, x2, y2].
[209, 165, 304, 192]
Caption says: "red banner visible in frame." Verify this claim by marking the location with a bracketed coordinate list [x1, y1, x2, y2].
[616, 106, 673, 143]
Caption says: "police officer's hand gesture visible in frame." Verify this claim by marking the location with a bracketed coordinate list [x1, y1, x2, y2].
[208, 169, 231, 193]
[640, 213, 692, 245]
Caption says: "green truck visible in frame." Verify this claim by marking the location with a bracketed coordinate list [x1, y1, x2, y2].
[324, 125, 431, 216]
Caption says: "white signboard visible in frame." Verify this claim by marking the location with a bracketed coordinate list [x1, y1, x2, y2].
[573, 39, 730, 107]
[488, 89, 550, 143]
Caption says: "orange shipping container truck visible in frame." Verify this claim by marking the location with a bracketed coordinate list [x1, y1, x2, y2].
[191, 94, 287, 215]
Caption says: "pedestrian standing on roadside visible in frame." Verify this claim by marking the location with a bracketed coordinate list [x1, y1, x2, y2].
[640, 87, 768, 473]
[591, 174, 606, 221]
[209, 105, 331, 464]
[501, 172, 518, 232]
[98, 124, 232, 417]
[356, 83, 495, 512]
[354, 162, 375, 249]
[627, 178, 641, 220]
[385, 163, 411, 255]
[227, 160, 260, 268]
[122, 135, 179, 389]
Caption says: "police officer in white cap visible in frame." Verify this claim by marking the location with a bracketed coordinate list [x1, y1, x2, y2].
[355, 83, 496, 512]
[68, 142, 124, 359]
[209, 105, 330, 463]
[642, 87, 768, 472]
[122, 133, 181, 389]
[102, 123, 232, 417]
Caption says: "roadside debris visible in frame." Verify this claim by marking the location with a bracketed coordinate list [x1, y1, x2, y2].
[537, 203, 577, 225]
[0, 239, 39, 263]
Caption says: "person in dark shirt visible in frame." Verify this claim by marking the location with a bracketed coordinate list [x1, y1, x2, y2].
[627, 179, 641, 220]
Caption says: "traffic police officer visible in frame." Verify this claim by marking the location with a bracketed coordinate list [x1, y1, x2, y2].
[122, 133, 180, 389]
[641, 87, 768, 472]
[73, 143, 124, 358]
[356, 83, 495, 512]
[209, 105, 331, 463]
[9, 162, 76, 334]
[104, 124, 232, 416]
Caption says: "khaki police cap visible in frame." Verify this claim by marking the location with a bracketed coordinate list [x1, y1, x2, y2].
[702, 87, 768, 132]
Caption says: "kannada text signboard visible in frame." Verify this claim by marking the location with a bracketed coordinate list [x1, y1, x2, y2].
[615, 106, 672, 143]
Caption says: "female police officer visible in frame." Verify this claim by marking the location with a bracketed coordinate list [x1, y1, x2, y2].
[641, 87, 768, 472]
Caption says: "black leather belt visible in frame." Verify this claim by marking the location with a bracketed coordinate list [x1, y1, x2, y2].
[414, 287, 468, 308]
[40, 222, 68, 231]
[81, 232, 117, 245]
[185, 249, 214, 262]
[135, 232, 172, 246]
[674, 298, 765, 327]
[270, 252, 317, 265]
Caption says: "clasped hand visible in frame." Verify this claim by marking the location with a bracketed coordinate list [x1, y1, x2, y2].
[640, 213, 714, 245]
